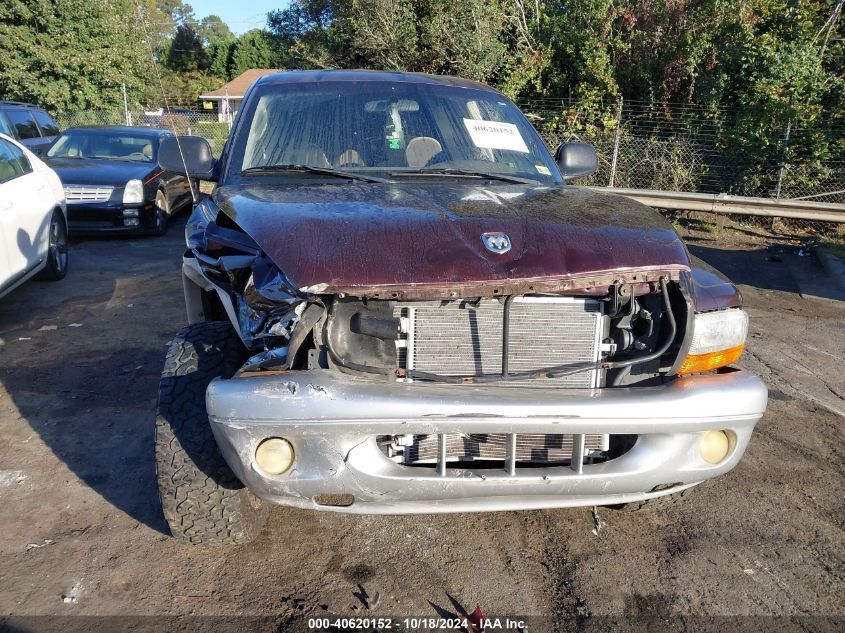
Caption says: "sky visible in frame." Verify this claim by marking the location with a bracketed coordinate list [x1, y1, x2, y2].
[188, 1, 287, 35]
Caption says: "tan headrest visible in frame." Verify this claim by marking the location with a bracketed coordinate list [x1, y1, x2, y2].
[405, 137, 442, 168]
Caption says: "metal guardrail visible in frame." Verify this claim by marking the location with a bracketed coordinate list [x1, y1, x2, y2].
[594, 187, 845, 223]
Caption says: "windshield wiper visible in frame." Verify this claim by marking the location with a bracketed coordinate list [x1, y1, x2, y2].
[391, 167, 540, 185]
[240, 164, 392, 183]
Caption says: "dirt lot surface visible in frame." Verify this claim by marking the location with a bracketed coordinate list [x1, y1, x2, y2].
[0, 217, 843, 632]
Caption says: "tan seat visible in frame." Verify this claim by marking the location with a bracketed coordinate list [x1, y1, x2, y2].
[405, 137, 442, 168]
[336, 149, 365, 168]
[285, 143, 331, 168]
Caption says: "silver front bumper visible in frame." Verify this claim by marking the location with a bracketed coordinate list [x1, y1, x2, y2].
[206, 369, 768, 514]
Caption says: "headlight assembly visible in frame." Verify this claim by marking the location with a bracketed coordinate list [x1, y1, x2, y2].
[677, 308, 748, 375]
[122, 179, 144, 205]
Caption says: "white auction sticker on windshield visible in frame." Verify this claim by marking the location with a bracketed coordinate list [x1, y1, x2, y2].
[463, 119, 529, 153]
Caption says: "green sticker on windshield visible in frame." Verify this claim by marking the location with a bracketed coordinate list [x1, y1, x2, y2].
[388, 138, 403, 150]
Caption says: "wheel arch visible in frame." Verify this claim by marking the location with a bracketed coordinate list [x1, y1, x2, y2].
[154, 185, 171, 215]
[182, 261, 231, 325]
[54, 204, 68, 228]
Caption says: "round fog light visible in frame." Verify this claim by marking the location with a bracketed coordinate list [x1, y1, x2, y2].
[255, 438, 295, 475]
[700, 430, 731, 464]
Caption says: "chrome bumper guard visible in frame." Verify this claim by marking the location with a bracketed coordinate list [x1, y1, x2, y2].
[206, 369, 768, 514]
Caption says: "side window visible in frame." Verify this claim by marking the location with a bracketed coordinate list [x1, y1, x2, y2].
[158, 134, 171, 157]
[0, 113, 13, 137]
[0, 142, 15, 182]
[5, 110, 41, 140]
[0, 138, 33, 183]
[33, 110, 60, 136]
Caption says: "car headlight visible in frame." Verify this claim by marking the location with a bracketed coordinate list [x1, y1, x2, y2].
[677, 308, 748, 375]
[122, 179, 144, 205]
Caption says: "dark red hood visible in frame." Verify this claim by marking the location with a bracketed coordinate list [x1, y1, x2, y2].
[214, 182, 689, 295]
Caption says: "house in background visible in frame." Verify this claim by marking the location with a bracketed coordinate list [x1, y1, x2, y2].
[199, 69, 281, 123]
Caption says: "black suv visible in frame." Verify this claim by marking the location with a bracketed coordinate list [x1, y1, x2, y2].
[0, 101, 61, 154]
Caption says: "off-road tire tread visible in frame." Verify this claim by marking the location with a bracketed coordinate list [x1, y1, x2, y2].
[155, 322, 268, 545]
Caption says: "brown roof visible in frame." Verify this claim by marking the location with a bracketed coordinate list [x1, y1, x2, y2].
[200, 69, 282, 99]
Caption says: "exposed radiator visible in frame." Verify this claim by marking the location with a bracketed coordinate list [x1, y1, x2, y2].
[64, 185, 114, 203]
[398, 297, 605, 387]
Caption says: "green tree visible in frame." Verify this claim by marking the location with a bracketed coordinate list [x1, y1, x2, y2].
[0, 0, 161, 111]
[267, 0, 507, 80]
[157, 0, 195, 26]
[198, 14, 233, 45]
[166, 22, 207, 71]
[418, 0, 507, 81]
[342, 0, 418, 70]
[230, 29, 278, 75]
[267, 0, 340, 68]
[208, 38, 236, 78]
[157, 67, 221, 106]
[494, 0, 621, 102]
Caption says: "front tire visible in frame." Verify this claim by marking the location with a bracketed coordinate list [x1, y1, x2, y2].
[155, 322, 268, 545]
[151, 190, 169, 236]
[38, 210, 68, 281]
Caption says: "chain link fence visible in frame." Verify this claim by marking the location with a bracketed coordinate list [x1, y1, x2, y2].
[53, 109, 231, 157]
[54, 101, 843, 240]
[521, 97, 844, 239]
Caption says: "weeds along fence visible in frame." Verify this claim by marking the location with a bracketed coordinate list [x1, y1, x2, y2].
[55, 100, 844, 238]
[522, 98, 845, 202]
[521, 97, 844, 237]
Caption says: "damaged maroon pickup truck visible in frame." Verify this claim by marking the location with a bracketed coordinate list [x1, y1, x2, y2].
[154, 70, 767, 545]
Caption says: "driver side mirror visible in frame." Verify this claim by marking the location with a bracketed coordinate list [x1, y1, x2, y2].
[554, 142, 597, 181]
[159, 136, 216, 180]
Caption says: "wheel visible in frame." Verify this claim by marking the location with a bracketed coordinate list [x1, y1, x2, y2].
[151, 190, 169, 236]
[155, 322, 268, 545]
[38, 210, 68, 281]
[605, 486, 693, 512]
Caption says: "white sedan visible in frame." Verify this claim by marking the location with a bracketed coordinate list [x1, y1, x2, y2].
[0, 132, 68, 299]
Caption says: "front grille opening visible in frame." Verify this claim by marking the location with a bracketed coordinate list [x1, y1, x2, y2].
[379, 432, 636, 472]
[64, 185, 114, 202]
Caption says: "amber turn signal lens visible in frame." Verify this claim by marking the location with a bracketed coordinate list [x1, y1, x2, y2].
[677, 343, 745, 375]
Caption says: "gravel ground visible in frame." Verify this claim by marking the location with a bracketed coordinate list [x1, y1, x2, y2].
[0, 217, 842, 632]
